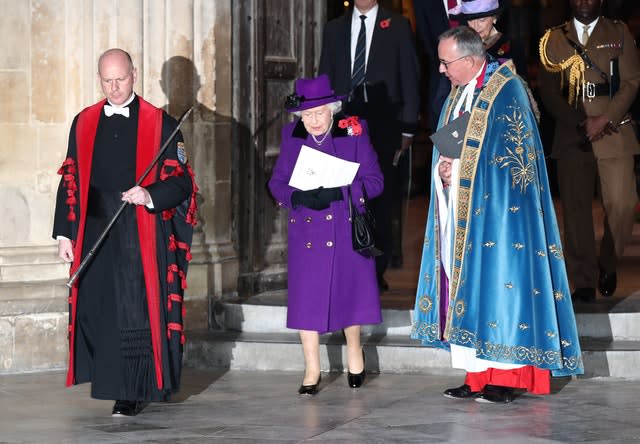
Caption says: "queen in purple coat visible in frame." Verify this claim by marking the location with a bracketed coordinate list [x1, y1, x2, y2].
[269, 75, 384, 395]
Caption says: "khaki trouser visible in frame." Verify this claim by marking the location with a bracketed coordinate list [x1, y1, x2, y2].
[557, 152, 638, 289]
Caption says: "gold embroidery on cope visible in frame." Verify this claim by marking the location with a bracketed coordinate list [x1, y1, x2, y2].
[411, 322, 440, 342]
[449, 328, 582, 369]
[455, 301, 465, 317]
[418, 295, 433, 313]
[548, 244, 563, 259]
[494, 103, 537, 193]
[449, 327, 583, 370]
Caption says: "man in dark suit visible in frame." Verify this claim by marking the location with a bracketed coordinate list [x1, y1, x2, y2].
[414, 0, 458, 131]
[319, 0, 420, 290]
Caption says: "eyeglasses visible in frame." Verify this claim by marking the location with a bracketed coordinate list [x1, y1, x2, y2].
[439, 55, 468, 70]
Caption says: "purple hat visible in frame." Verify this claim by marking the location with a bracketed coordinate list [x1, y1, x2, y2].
[449, 0, 502, 20]
[284, 74, 344, 112]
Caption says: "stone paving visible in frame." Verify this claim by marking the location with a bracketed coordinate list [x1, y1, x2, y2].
[1, 368, 639, 443]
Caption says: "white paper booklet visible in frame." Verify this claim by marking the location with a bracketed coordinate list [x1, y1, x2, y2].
[288, 145, 360, 191]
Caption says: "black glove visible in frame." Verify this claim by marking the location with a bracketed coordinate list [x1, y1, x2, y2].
[291, 187, 342, 210]
[316, 187, 343, 206]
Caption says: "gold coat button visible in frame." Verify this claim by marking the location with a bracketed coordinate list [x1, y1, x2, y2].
[289, 218, 296, 223]
[359, 197, 365, 203]
[326, 241, 333, 247]
[305, 242, 312, 248]
[325, 214, 333, 220]
[305, 216, 312, 223]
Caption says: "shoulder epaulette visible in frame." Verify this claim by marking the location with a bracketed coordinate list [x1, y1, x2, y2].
[545, 22, 569, 32]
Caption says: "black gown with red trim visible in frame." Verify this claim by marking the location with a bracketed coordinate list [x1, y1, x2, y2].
[53, 96, 197, 401]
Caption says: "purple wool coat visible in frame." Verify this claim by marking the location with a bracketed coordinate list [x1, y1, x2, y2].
[269, 116, 384, 333]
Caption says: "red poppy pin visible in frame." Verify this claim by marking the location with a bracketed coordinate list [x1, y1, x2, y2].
[497, 42, 510, 57]
[338, 116, 362, 136]
[379, 18, 391, 29]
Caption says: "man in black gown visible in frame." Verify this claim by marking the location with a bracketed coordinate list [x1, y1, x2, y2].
[53, 48, 198, 416]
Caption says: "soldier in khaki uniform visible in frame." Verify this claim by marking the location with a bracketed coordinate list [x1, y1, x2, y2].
[538, 0, 640, 302]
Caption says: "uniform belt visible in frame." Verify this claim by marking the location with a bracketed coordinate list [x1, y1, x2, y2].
[583, 82, 610, 97]
[563, 82, 610, 100]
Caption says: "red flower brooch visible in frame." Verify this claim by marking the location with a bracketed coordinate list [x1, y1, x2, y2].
[497, 41, 511, 57]
[379, 18, 391, 29]
[338, 116, 362, 136]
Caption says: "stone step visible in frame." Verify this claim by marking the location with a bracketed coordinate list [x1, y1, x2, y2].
[213, 290, 640, 340]
[184, 330, 640, 379]
[0, 246, 68, 283]
[0, 279, 67, 316]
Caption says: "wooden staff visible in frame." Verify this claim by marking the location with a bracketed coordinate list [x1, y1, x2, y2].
[66, 106, 193, 288]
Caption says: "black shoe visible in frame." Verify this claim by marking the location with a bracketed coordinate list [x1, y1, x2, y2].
[443, 384, 479, 399]
[298, 374, 321, 395]
[112, 400, 148, 417]
[475, 385, 514, 404]
[377, 275, 389, 292]
[571, 287, 596, 303]
[598, 269, 617, 297]
[347, 350, 366, 388]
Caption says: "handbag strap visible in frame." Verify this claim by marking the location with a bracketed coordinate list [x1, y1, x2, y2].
[349, 183, 371, 214]
[347, 186, 356, 219]
[360, 182, 369, 206]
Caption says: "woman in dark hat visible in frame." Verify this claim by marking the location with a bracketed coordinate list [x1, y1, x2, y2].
[269, 74, 384, 395]
[449, 0, 528, 79]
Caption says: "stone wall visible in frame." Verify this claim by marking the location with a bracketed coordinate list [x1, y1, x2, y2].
[0, 0, 238, 373]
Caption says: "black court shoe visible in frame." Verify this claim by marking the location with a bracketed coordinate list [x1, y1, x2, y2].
[347, 350, 366, 388]
[598, 269, 617, 297]
[298, 374, 321, 395]
[112, 400, 149, 417]
[443, 384, 479, 399]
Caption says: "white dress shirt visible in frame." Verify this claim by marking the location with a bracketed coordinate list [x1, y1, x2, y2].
[573, 17, 599, 45]
[350, 5, 379, 73]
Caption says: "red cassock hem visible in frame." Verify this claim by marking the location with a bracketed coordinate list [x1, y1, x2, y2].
[465, 366, 551, 394]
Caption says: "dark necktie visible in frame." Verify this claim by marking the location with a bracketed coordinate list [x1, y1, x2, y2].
[351, 14, 367, 90]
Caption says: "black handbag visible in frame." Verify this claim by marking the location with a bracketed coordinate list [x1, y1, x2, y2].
[348, 184, 383, 257]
